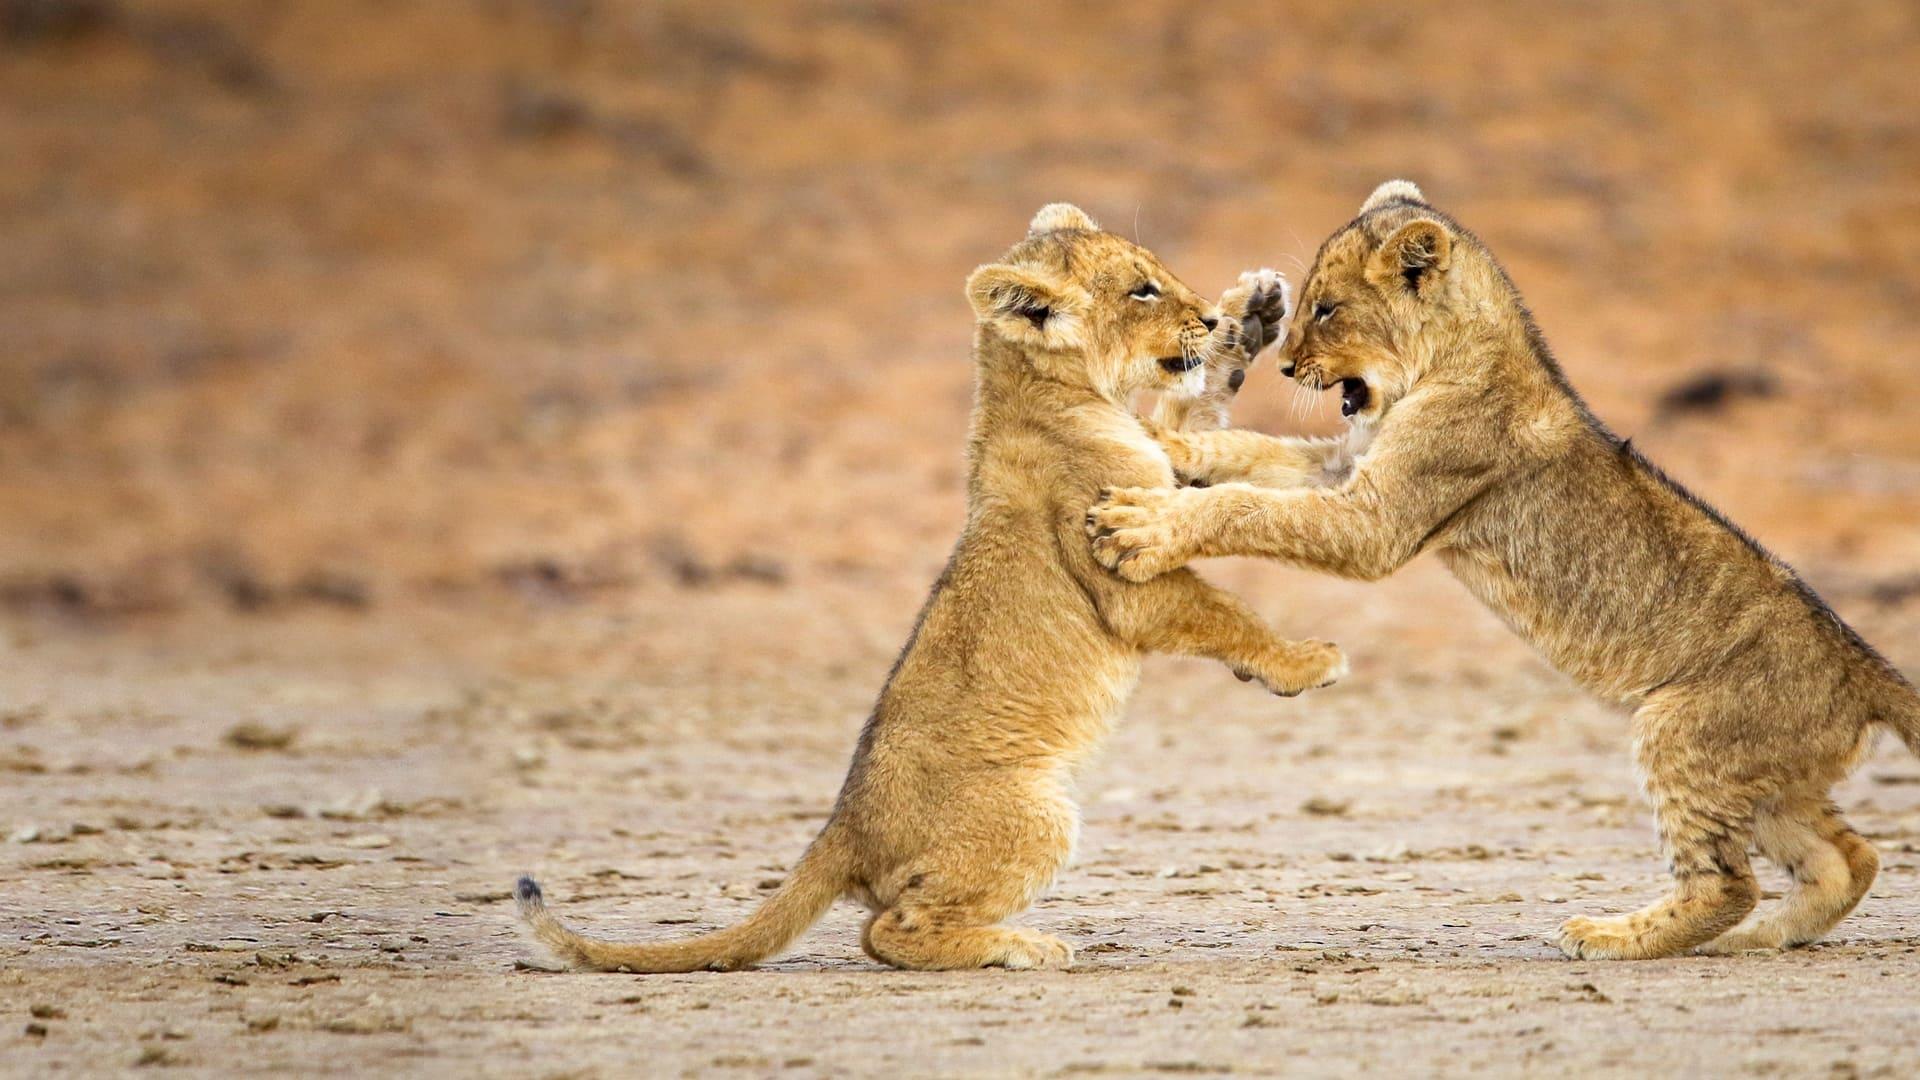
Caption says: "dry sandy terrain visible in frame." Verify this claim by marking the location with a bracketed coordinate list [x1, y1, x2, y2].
[5, 584, 1920, 1077]
[4, 1, 1920, 1075]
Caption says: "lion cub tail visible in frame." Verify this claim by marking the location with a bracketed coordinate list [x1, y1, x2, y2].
[1883, 680, 1920, 760]
[514, 826, 853, 973]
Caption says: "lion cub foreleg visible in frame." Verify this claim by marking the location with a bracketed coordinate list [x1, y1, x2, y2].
[1089, 483, 1424, 585]
[1094, 565, 1345, 696]
[1156, 427, 1347, 489]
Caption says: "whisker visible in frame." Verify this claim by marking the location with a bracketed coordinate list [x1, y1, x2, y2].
[1281, 226, 1311, 274]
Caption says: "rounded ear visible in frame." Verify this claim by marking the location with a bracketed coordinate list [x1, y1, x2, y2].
[966, 263, 1075, 344]
[1359, 179, 1427, 215]
[1027, 202, 1099, 236]
[1365, 218, 1453, 297]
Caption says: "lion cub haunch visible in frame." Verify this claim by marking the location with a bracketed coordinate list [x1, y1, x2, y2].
[512, 206, 1342, 973]
[1088, 180, 1920, 960]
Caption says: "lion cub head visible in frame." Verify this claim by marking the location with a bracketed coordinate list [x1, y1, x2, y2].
[1280, 180, 1490, 423]
[966, 204, 1230, 401]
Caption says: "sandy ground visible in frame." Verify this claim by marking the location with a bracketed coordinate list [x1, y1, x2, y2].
[5, 572, 1920, 1077]
[5, 0, 1920, 1075]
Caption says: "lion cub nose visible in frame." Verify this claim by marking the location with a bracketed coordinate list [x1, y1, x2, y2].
[1200, 316, 1219, 331]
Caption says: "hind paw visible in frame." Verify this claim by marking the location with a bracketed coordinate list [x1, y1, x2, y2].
[1556, 913, 1676, 960]
[994, 931, 1073, 970]
[1696, 925, 1786, 955]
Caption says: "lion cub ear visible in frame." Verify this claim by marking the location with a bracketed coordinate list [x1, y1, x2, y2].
[966, 263, 1078, 346]
[1365, 218, 1453, 298]
[1359, 179, 1427, 215]
[1027, 202, 1099, 236]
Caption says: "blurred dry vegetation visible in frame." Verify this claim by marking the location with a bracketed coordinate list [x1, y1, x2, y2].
[1, 0, 1918, 621]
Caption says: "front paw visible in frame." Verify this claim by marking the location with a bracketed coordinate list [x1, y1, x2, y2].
[1237, 640, 1346, 697]
[1085, 487, 1198, 581]
[1217, 268, 1292, 362]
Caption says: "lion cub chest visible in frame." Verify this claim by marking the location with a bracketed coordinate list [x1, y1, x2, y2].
[1073, 407, 1177, 490]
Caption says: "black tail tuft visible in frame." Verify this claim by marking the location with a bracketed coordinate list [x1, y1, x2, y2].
[515, 875, 543, 906]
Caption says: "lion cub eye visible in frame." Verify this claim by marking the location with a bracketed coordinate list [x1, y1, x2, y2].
[1313, 301, 1338, 323]
[1128, 281, 1161, 302]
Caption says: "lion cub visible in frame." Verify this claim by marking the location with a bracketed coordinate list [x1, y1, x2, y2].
[1088, 181, 1920, 960]
[515, 205, 1343, 972]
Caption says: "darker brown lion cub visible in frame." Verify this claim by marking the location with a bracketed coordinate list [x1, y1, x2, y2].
[1088, 181, 1920, 960]
[514, 204, 1343, 973]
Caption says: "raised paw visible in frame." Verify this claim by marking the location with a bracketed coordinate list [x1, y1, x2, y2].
[1086, 487, 1198, 582]
[1172, 270, 1293, 433]
[1278, 640, 1347, 695]
[1238, 640, 1346, 697]
[1217, 267, 1292, 362]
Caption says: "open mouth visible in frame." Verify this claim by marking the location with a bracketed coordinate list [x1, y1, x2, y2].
[1339, 377, 1371, 417]
[1157, 355, 1202, 375]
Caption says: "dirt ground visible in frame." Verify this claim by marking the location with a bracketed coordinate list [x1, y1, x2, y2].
[4, 1, 1920, 1076]
[5, 587, 1920, 1077]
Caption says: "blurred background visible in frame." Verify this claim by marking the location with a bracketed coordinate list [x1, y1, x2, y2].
[6, 3, 1920, 1072]
[4, 0, 1917, 627]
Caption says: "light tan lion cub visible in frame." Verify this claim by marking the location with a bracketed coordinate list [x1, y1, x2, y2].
[1088, 181, 1920, 960]
[514, 204, 1342, 973]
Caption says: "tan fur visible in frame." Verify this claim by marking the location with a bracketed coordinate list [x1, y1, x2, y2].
[514, 206, 1343, 973]
[1087, 180, 1920, 959]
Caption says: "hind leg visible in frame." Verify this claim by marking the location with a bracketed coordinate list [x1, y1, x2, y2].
[863, 903, 1072, 971]
[1558, 712, 1760, 960]
[1558, 802, 1758, 959]
[862, 810, 1075, 971]
[1700, 798, 1879, 954]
